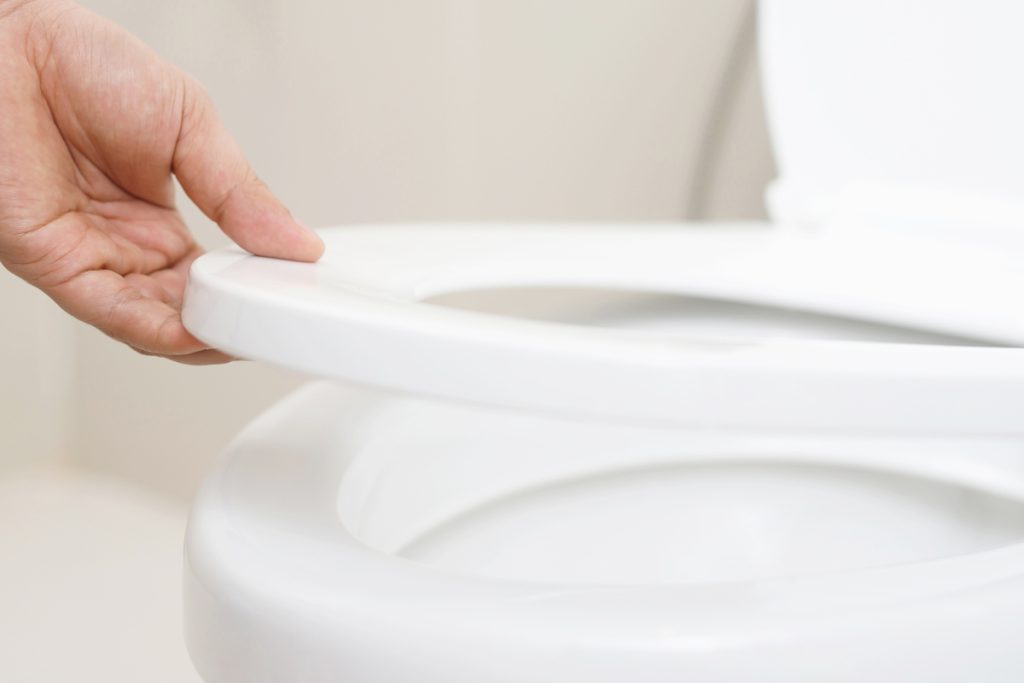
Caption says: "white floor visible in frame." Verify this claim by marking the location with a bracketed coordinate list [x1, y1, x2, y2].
[0, 465, 201, 683]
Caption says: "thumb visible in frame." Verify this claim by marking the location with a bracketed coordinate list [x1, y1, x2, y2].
[171, 78, 324, 262]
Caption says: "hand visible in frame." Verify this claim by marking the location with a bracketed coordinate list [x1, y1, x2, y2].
[0, 0, 324, 364]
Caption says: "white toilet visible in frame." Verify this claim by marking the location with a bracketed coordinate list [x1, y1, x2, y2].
[181, 2, 1024, 681]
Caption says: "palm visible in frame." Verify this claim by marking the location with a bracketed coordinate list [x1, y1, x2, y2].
[0, 0, 322, 362]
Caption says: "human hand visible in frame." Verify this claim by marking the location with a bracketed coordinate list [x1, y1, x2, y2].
[0, 0, 324, 363]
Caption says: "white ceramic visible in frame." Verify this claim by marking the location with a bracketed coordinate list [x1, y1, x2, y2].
[184, 381, 1024, 683]
[181, 1, 1024, 680]
[761, 0, 1024, 229]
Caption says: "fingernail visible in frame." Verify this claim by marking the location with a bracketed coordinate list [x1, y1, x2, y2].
[295, 218, 326, 259]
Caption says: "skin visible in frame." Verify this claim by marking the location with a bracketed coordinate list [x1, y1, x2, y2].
[0, 0, 324, 364]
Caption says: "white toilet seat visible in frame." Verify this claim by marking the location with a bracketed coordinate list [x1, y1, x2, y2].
[184, 223, 1024, 434]
[185, 381, 1024, 682]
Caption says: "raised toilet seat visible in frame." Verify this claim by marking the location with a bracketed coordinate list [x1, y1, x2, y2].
[183, 223, 1024, 433]
[182, 223, 1024, 682]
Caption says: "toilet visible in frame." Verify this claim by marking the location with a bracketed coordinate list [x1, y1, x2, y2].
[181, 2, 1024, 681]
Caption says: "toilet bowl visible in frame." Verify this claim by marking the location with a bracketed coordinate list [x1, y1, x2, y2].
[183, 379, 1024, 683]
[181, 1, 1024, 680]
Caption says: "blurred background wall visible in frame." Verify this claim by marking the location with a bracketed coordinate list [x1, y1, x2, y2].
[3, 0, 774, 498]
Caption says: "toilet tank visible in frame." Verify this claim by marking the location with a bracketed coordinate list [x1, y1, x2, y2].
[759, 0, 1024, 224]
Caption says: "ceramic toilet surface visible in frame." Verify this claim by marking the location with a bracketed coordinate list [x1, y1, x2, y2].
[184, 381, 1024, 683]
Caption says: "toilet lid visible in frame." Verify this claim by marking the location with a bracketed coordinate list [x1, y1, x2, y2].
[183, 223, 1024, 435]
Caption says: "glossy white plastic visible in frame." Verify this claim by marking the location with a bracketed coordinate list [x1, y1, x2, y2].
[184, 222, 1024, 435]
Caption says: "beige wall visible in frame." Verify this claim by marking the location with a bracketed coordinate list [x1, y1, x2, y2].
[2, 0, 774, 498]
[0, 277, 74, 472]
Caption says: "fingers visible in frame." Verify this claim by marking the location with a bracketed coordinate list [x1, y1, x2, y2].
[171, 79, 324, 262]
[146, 348, 235, 366]
[48, 269, 208, 356]
[50, 268, 234, 364]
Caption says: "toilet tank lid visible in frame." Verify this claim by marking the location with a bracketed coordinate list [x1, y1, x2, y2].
[182, 223, 1024, 435]
[759, 0, 1024, 228]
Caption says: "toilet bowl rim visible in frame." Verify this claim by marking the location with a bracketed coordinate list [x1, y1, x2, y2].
[185, 383, 1024, 639]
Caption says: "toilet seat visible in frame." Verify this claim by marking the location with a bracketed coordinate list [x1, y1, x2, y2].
[184, 222, 1024, 434]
